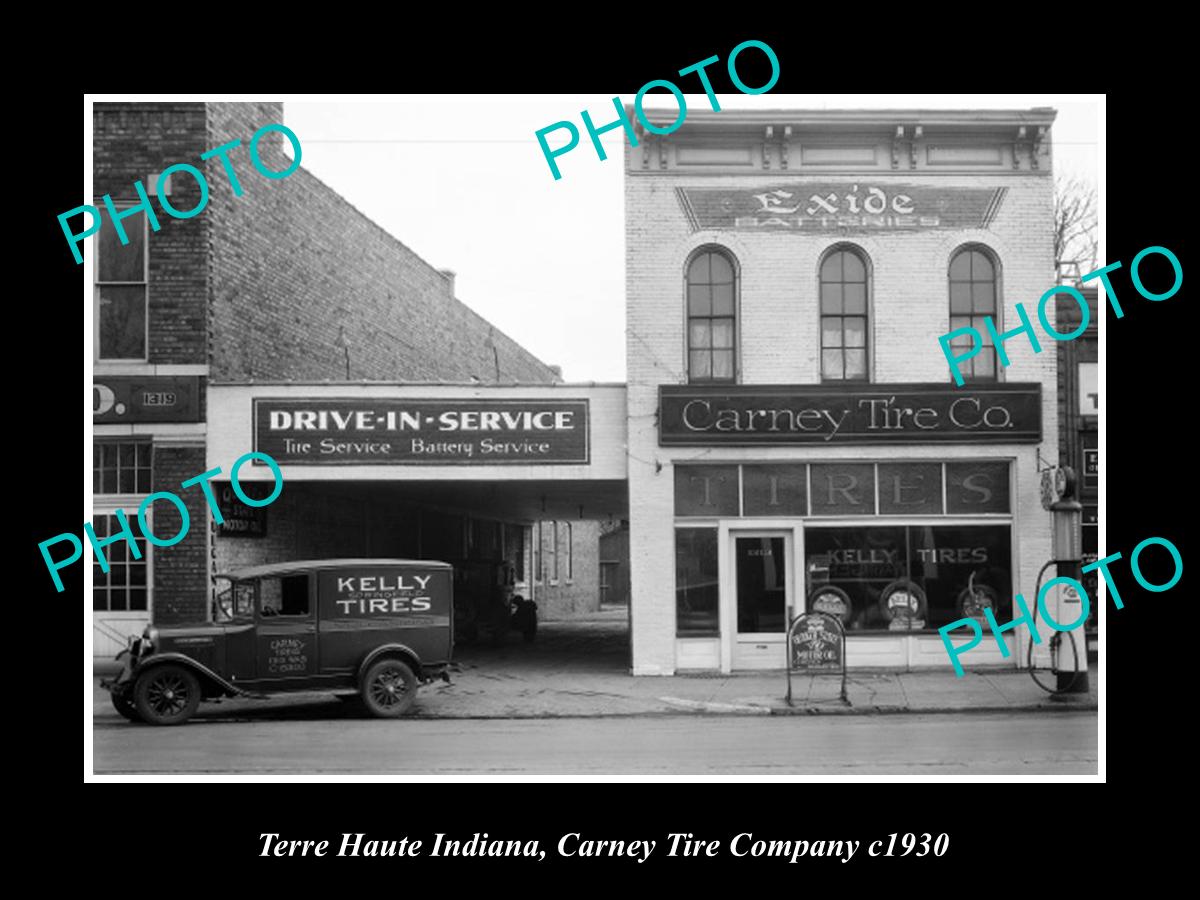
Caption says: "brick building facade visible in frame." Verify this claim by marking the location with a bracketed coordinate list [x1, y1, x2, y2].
[92, 102, 607, 658]
[624, 109, 1063, 674]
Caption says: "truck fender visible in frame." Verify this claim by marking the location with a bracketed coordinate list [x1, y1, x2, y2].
[357, 644, 422, 684]
[133, 653, 243, 698]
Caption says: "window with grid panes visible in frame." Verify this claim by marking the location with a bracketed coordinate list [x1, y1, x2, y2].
[820, 247, 869, 381]
[949, 247, 999, 381]
[94, 441, 152, 494]
[92, 513, 149, 612]
[686, 249, 737, 382]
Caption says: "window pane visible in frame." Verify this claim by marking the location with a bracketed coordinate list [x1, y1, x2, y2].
[109, 589, 127, 612]
[949, 327, 974, 348]
[93, 515, 109, 537]
[130, 564, 146, 586]
[971, 316, 993, 345]
[94, 588, 107, 611]
[109, 563, 127, 586]
[99, 218, 145, 283]
[710, 319, 734, 348]
[711, 283, 734, 315]
[689, 321, 711, 349]
[804, 526, 906, 630]
[687, 254, 709, 284]
[820, 283, 843, 314]
[136, 467, 152, 494]
[973, 350, 996, 378]
[821, 317, 841, 349]
[908, 525, 1011, 630]
[689, 350, 712, 380]
[844, 317, 866, 348]
[687, 285, 711, 316]
[844, 349, 867, 379]
[842, 251, 866, 282]
[970, 251, 994, 281]
[709, 252, 733, 284]
[676, 528, 720, 636]
[950, 282, 972, 313]
[843, 283, 867, 314]
[972, 282, 996, 313]
[98, 286, 146, 359]
[129, 588, 148, 611]
[712, 350, 734, 380]
[949, 251, 972, 281]
[820, 253, 842, 282]
[137, 443, 151, 466]
[118, 443, 135, 469]
[822, 349, 844, 380]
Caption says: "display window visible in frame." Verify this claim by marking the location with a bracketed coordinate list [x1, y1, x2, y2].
[805, 524, 1013, 632]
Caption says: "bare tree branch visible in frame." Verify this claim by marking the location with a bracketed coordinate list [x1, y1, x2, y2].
[1054, 174, 1098, 280]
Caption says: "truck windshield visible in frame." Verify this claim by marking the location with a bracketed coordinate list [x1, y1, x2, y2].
[213, 578, 256, 622]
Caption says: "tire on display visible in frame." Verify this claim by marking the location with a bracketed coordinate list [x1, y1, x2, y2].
[360, 658, 418, 718]
[111, 690, 142, 722]
[134, 664, 202, 726]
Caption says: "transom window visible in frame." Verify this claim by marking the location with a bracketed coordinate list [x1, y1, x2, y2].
[949, 247, 999, 381]
[94, 440, 152, 494]
[820, 247, 869, 381]
[686, 249, 737, 382]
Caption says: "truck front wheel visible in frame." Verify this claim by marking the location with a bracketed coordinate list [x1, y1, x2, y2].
[134, 664, 201, 726]
[360, 658, 418, 718]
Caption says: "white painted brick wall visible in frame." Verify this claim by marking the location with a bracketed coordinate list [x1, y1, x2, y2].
[625, 166, 1059, 675]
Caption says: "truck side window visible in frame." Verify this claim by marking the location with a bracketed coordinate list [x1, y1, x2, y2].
[260, 575, 310, 617]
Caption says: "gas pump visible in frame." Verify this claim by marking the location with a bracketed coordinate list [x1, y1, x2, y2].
[1029, 466, 1089, 695]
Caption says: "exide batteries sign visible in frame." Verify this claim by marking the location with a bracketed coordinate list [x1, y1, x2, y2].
[254, 398, 590, 465]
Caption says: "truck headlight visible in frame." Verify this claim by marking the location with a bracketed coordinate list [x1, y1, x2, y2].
[142, 625, 159, 655]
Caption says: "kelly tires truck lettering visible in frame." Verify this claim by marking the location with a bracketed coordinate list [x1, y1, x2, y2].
[101, 559, 454, 726]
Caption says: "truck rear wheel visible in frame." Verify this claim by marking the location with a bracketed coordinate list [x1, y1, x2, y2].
[134, 664, 201, 726]
[360, 658, 417, 718]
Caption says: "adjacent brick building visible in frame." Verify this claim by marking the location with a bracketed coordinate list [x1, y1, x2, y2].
[92, 102, 607, 658]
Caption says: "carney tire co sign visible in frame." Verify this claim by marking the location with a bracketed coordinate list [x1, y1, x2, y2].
[93, 376, 202, 423]
[254, 399, 590, 465]
[659, 383, 1041, 446]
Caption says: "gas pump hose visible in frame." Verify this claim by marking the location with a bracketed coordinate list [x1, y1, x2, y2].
[1026, 560, 1083, 695]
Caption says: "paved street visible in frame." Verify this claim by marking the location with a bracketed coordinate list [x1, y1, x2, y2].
[92, 711, 1097, 775]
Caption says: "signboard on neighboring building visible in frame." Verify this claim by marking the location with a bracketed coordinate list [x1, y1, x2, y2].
[217, 483, 268, 537]
[1078, 362, 1098, 416]
[93, 376, 202, 423]
[254, 399, 590, 465]
[659, 384, 1041, 446]
[1084, 449, 1098, 490]
[676, 183, 1006, 233]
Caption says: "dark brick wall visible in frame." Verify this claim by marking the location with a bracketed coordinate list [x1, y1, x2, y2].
[204, 102, 558, 385]
[149, 446, 209, 624]
[93, 103, 209, 366]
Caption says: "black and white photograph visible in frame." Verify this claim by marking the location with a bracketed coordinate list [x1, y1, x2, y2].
[70, 87, 1119, 783]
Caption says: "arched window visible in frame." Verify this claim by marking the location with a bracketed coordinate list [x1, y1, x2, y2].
[686, 248, 736, 383]
[949, 246, 999, 381]
[820, 247, 869, 381]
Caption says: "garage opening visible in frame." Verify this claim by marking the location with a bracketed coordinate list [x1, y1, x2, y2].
[211, 480, 630, 675]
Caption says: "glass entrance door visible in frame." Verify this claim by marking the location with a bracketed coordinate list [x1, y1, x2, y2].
[731, 532, 792, 669]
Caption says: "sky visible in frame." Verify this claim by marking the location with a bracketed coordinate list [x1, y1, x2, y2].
[283, 94, 1101, 384]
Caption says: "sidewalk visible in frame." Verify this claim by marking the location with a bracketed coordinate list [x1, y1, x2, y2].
[91, 610, 1097, 721]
